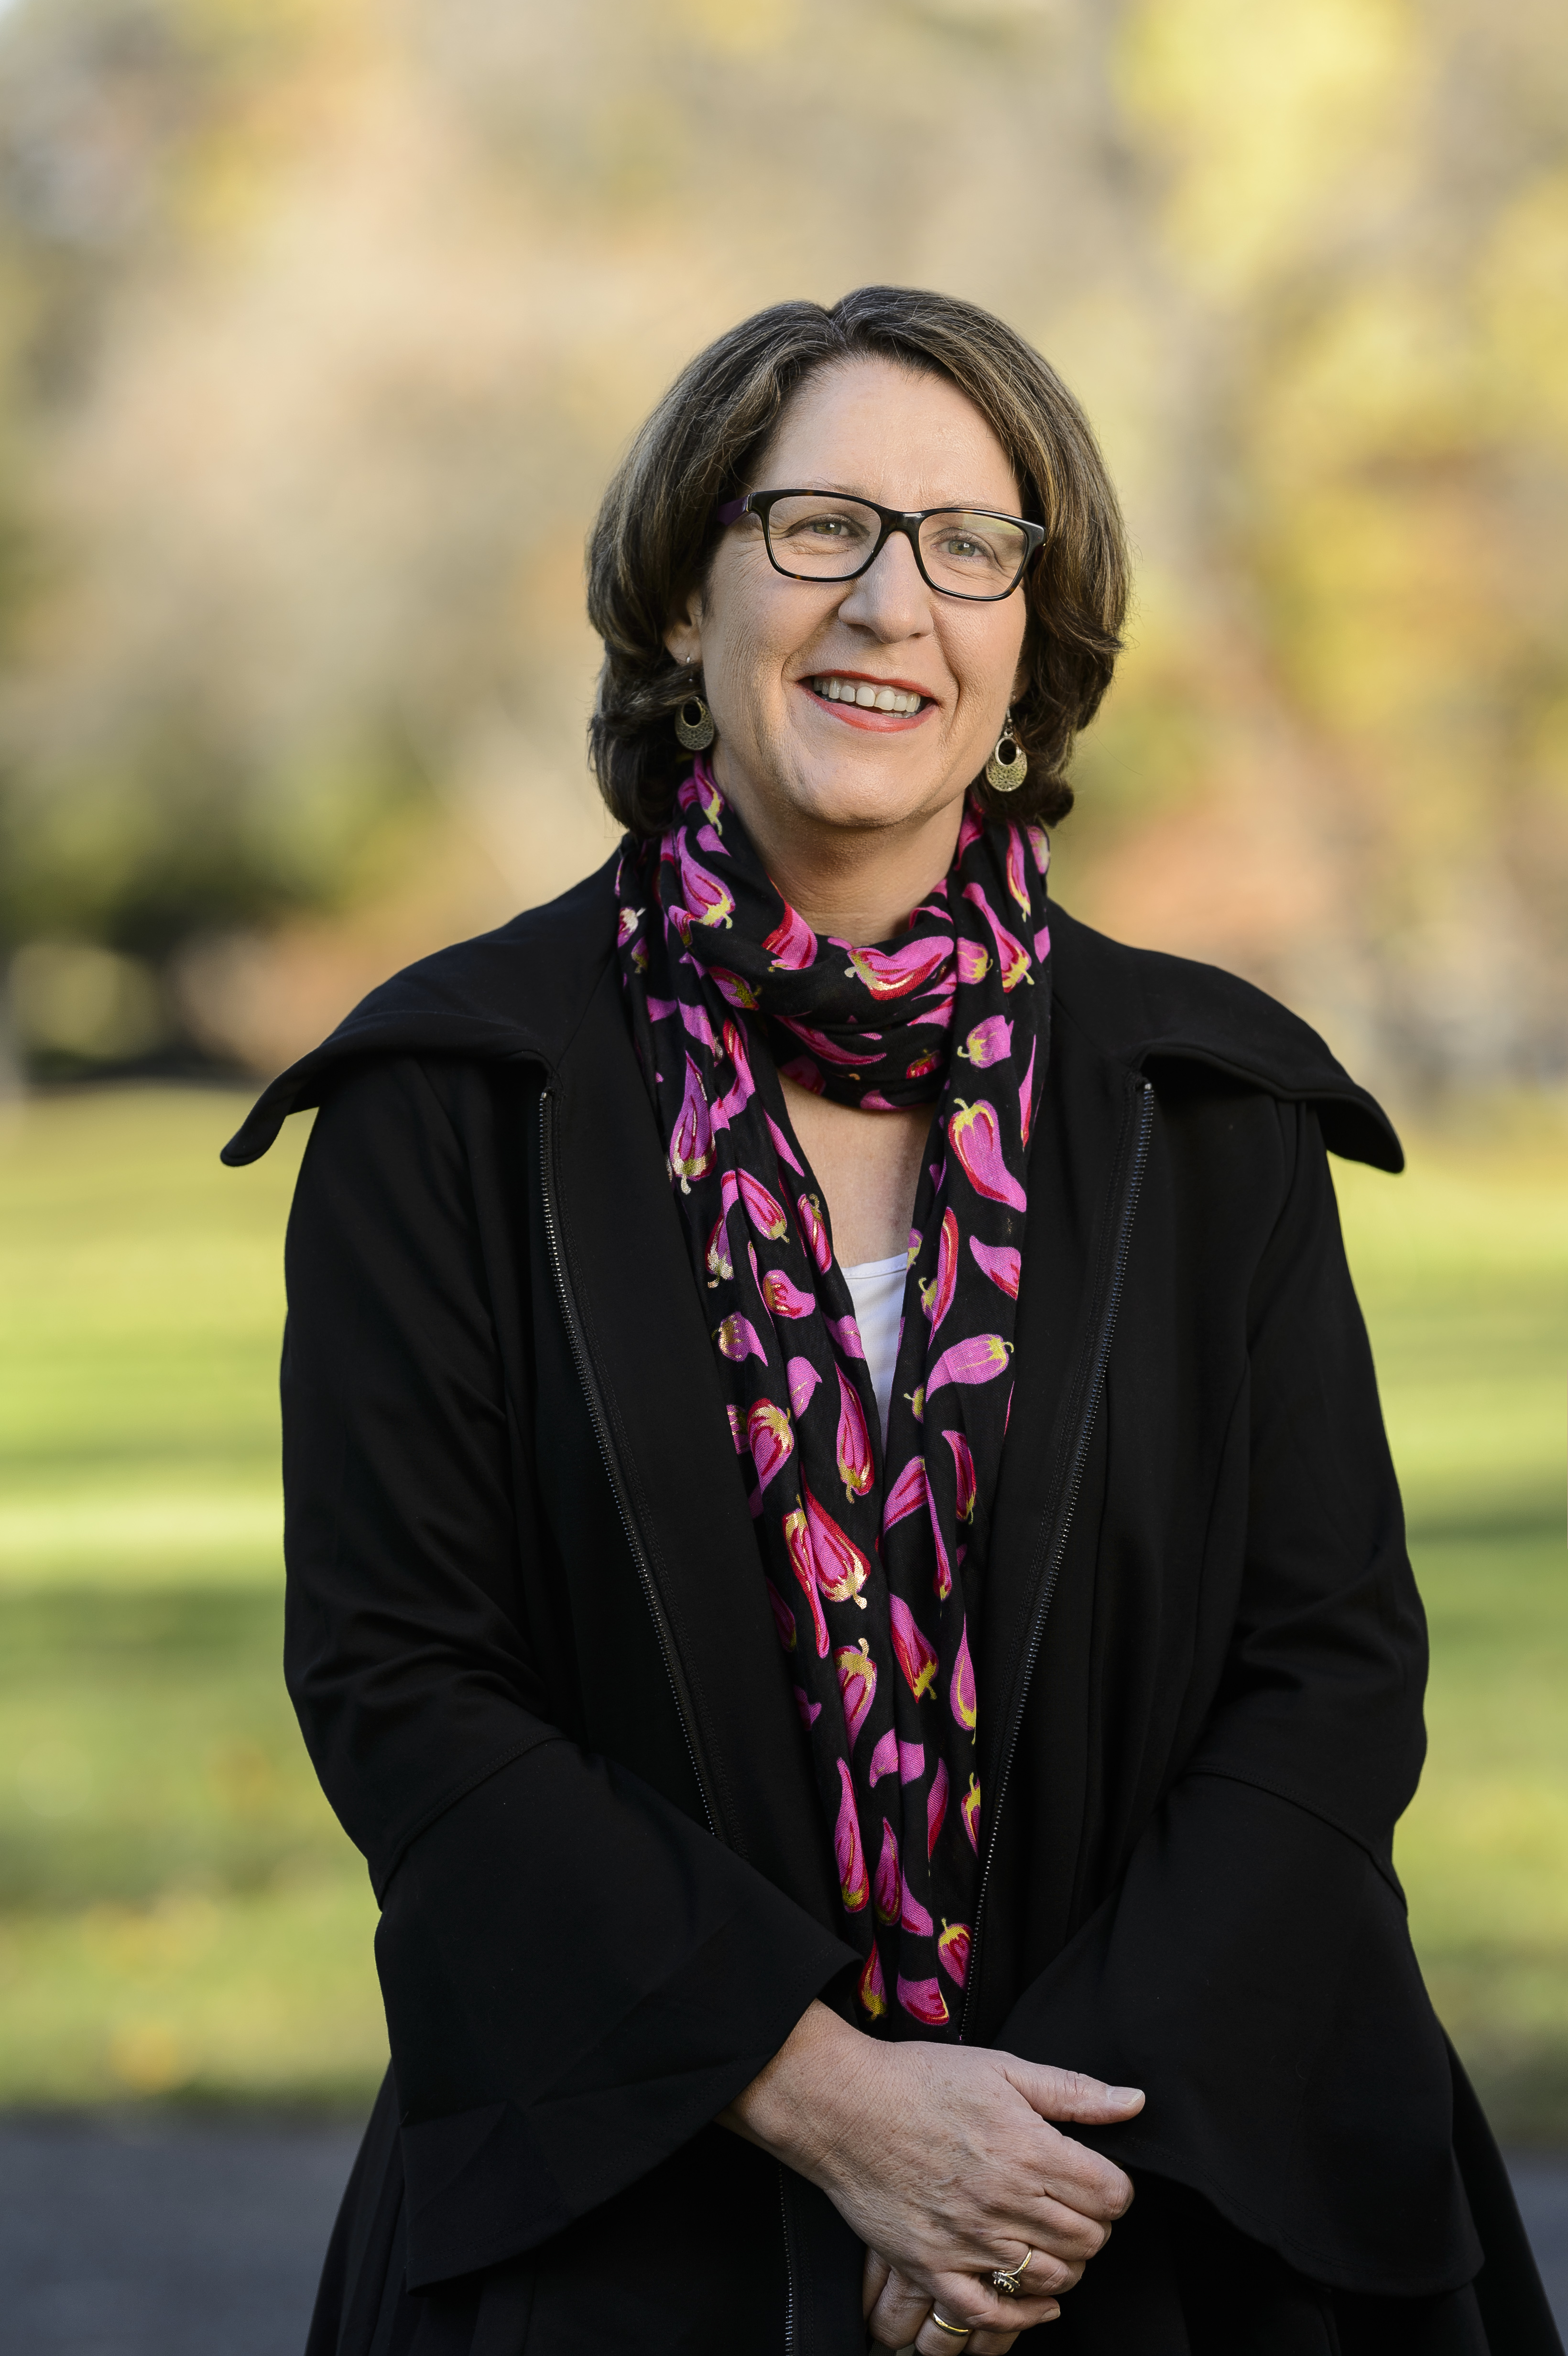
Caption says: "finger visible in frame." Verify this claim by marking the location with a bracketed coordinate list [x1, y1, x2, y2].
[1022, 2191, 1122, 2262]
[962, 2227, 1084, 2299]
[983, 2235, 1080, 2301]
[968, 2264, 1042, 2356]
[925, 2269, 1067, 2340]
[862, 2247, 893, 2320]
[916, 2310, 980, 2356]
[869, 2265, 936, 2348]
[1034, 2134, 1136, 2228]
[1007, 2059, 1144, 2127]
[915, 2300, 1058, 2355]
[991, 2243, 1084, 2298]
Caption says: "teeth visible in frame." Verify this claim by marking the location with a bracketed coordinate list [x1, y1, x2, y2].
[811, 676, 923, 714]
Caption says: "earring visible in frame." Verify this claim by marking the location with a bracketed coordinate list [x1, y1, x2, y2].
[673, 668, 716, 752]
[984, 709, 1028, 794]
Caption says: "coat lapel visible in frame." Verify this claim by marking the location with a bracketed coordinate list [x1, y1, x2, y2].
[551, 962, 842, 1933]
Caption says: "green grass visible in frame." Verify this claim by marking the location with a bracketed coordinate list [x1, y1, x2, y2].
[0, 1085, 1564, 2132]
[0, 1086, 383, 2107]
[1336, 1131, 1568, 2142]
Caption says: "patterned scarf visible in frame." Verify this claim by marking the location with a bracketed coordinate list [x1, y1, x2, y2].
[616, 757, 1050, 2035]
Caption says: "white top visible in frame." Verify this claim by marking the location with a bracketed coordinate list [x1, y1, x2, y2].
[842, 1255, 907, 1444]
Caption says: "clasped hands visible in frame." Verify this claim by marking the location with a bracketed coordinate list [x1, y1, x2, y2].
[722, 1998, 1142, 2353]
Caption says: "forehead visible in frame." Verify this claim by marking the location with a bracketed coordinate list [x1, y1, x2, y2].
[757, 355, 1022, 512]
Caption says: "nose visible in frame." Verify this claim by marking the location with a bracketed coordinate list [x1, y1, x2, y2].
[835, 524, 934, 640]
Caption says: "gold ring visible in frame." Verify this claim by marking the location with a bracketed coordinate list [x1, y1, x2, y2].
[990, 2247, 1033, 2297]
[928, 2317, 973, 2341]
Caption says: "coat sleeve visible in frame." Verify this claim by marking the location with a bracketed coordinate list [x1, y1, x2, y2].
[280, 1056, 852, 2292]
[997, 1103, 1487, 2299]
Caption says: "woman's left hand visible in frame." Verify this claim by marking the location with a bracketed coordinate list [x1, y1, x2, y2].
[862, 2246, 1052, 2351]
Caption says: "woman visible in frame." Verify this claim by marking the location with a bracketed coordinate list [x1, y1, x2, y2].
[226, 288, 1559, 2356]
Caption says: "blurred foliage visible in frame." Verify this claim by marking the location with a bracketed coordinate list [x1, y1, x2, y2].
[0, 1084, 1564, 2132]
[0, 0, 1558, 1083]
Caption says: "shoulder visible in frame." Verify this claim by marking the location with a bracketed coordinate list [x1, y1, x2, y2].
[222, 857, 619, 1167]
[1049, 904, 1402, 1173]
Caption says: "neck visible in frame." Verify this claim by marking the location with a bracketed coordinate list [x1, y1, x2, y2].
[715, 768, 966, 947]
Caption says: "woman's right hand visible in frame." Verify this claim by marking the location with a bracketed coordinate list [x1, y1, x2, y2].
[721, 2000, 1142, 2343]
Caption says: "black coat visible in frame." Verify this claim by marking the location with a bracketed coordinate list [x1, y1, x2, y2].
[225, 866, 1561, 2356]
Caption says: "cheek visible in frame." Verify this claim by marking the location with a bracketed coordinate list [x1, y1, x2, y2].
[706, 585, 789, 714]
[950, 618, 1028, 720]
[997, 611, 1030, 692]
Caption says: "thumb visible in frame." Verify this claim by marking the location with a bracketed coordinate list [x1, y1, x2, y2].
[1008, 2060, 1145, 2125]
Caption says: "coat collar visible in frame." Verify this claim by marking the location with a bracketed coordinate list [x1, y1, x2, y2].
[1048, 907, 1401, 1172]
[220, 862, 621, 1166]
[221, 860, 1400, 1174]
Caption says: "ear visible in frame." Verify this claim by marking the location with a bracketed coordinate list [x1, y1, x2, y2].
[664, 582, 704, 669]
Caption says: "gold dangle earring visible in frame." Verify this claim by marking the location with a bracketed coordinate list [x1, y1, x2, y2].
[985, 709, 1028, 794]
[673, 665, 716, 753]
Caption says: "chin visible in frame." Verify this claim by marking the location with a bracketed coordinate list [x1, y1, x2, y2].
[780, 748, 963, 837]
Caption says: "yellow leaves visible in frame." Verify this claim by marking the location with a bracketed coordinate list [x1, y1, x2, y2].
[1118, 0, 1416, 297]
[1480, 170, 1568, 449]
[903, 0, 1058, 26]
[670, 0, 796, 54]
[1258, 285, 1477, 482]
[1270, 475, 1500, 738]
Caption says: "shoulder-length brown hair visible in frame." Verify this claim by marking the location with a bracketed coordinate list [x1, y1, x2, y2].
[586, 286, 1128, 835]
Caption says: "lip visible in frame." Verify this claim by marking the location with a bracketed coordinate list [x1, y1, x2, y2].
[796, 670, 939, 733]
[802, 667, 935, 698]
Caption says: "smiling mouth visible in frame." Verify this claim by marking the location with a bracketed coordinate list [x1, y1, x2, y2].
[807, 672, 929, 715]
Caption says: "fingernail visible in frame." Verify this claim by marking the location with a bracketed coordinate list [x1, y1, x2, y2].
[1109, 2085, 1143, 2102]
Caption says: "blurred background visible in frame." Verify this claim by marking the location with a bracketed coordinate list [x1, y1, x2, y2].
[0, 0, 1565, 2334]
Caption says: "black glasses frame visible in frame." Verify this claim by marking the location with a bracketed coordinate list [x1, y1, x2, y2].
[714, 488, 1045, 602]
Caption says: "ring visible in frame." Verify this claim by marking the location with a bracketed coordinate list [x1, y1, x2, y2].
[990, 2247, 1033, 2297]
[928, 2317, 973, 2341]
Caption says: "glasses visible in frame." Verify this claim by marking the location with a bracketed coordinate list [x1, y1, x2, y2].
[715, 489, 1045, 602]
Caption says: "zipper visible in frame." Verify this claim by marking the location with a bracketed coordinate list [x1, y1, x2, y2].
[777, 2164, 799, 2355]
[536, 1087, 717, 1840]
[959, 1076, 1154, 2038]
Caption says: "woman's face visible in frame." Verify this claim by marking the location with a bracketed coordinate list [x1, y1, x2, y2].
[667, 357, 1030, 850]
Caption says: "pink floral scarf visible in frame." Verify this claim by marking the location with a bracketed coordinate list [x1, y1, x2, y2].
[616, 757, 1050, 2034]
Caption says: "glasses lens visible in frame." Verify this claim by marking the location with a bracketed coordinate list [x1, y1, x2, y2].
[762, 494, 883, 578]
[918, 510, 1029, 597]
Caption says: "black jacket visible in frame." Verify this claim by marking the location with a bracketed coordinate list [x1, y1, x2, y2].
[226, 865, 1560, 2356]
